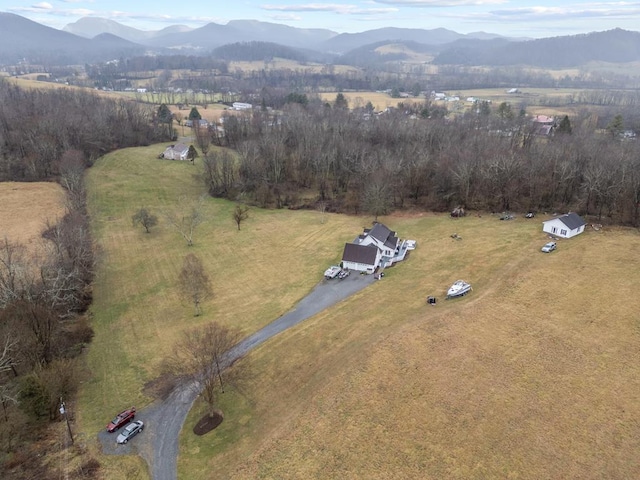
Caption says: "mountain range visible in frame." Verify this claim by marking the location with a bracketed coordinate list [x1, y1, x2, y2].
[1, 12, 640, 69]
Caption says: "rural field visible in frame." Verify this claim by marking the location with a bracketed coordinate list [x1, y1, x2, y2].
[0, 182, 66, 253]
[76, 142, 640, 479]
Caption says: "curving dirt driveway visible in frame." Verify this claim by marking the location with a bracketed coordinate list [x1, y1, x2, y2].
[99, 272, 375, 480]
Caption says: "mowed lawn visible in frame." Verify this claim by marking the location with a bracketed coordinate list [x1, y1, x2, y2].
[178, 217, 640, 479]
[79, 145, 368, 478]
[80, 144, 640, 479]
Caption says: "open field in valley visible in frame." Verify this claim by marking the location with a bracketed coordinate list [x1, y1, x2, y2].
[4, 73, 605, 120]
[78, 143, 640, 479]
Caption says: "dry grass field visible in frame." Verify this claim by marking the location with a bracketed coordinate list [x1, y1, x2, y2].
[178, 216, 640, 480]
[319, 91, 425, 111]
[228, 59, 357, 75]
[0, 182, 66, 251]
[79, 143, 640, 479]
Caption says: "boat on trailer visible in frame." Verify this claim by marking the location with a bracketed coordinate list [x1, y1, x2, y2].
[447, 280, 472, 298]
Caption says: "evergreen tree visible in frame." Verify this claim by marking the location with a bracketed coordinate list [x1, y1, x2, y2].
[556, 115, 572, 135]
[157, 103, 174, 139]
[497, 102, 513, 119]
[478, 101, 491, 116]
[335, 93, 349, 109]
[606, 114, 624, 138]
[187, 145, 199, 164]
[189, 107, 202, 121]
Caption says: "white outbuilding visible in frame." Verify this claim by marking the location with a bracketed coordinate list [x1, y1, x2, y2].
[542, 212, 586, 239]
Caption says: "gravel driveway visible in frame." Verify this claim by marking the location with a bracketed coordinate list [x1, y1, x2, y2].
[98, 272, 375, 480]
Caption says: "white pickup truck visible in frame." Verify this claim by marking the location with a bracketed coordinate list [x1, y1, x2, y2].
[324, 265, 342, 279]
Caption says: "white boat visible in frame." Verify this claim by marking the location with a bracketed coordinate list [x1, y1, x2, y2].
[447, 280, 472, 298]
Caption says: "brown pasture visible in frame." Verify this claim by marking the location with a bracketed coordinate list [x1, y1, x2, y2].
[181, 217, 640, 480]
[0, 182, 66, 252]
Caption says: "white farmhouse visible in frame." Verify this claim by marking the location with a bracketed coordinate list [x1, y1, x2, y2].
[341, 223, 402, 273]
[162, 143, 190, 161]
[542, 212, 586, 239]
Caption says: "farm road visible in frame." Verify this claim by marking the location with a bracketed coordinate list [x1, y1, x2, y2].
[98, 272, 375, 480]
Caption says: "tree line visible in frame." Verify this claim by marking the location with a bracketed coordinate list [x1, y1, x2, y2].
[0, 79, 167, 181]
[201, 97, 640, 226]
[0, 79, 170, 478]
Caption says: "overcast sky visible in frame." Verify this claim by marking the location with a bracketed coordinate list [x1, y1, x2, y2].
[3, 0, 640, 38]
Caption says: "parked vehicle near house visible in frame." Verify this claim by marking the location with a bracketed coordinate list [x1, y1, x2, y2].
[324, 265, 342, 279]
[116, 420, 144, 444]
[541, 242, 557, 253]
[106, 407, 136, 432]
[338, 269, 350, 279]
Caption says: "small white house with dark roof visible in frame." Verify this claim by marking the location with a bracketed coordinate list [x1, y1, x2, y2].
[162, 143, 189, 160]
[341, 222, 405, 273]
[542, 212, 586, 239]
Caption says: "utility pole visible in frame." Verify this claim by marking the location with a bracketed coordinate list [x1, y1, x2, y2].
[59, 397, 74, 445]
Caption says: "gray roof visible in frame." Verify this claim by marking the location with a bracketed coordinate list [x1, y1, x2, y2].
[342, 243, 378, 266]
[555, 212, 586, 230]
[368, 223, 398, 249]
[166, 143, 189, 153]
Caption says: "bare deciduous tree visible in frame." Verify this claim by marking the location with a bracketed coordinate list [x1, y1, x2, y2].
[193, 123, 211, 157]
[163, 196, 207, 247]
[363, 177, 392, 221]
[132, 208, 158, 233]
[171, 322, 242, 412]
[178, 253, 212, 316]
[58, 150, 86, 211]
[0, 239, 28, 309]
[232, 204, 249, 230]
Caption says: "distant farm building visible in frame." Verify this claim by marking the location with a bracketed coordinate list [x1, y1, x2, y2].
[232, 102, 252, 111]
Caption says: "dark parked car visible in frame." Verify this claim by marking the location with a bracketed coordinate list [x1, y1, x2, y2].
[116, 420, 144, 444]
[106, 407, 136, 432]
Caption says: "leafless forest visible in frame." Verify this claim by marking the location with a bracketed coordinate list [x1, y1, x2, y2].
[203, 96, 640, 226]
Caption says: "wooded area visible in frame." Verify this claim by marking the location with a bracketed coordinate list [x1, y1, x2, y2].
[0, 81, 165, 181]
[0, 79, 170, 478]
[203, 98, 640, 226]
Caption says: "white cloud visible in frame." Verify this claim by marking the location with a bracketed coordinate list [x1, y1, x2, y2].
[266, 13, 304, 21]
[450, 3, 640, 23]
[32, 2, 53, 9]
[372, 0, 506, 5]
[261, 3, 398, 15]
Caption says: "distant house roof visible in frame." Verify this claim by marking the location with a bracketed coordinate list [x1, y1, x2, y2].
[544, 212, 586, 230]
[533, 115, 554, 124]
[342, 243, 378, 266]
[169, 143, 189, 153]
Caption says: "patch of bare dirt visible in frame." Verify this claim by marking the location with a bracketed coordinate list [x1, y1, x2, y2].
[193, 410, 223, 436]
